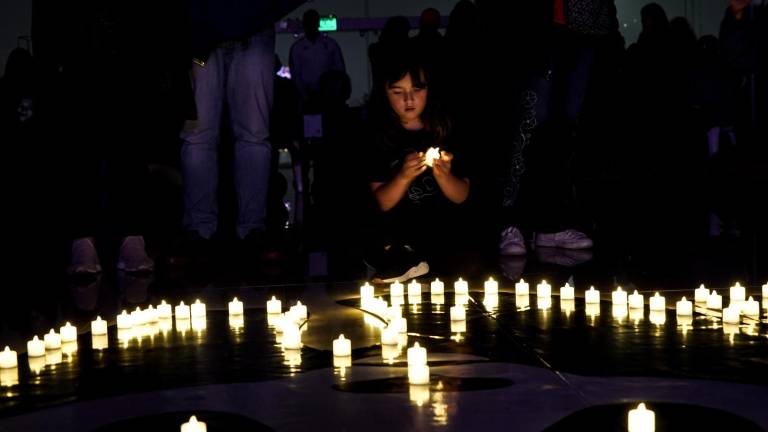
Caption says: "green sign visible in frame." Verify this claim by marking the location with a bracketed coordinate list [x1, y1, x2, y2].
[319, 15, 337, 32]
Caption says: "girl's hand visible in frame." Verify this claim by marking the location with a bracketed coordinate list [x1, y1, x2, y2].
[397, 152, 427, 182]
[433, 151, 453, 178]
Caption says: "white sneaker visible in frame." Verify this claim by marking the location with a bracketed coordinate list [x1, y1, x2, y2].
[535, 229, 593, 250]
[499, 226, 526, 256]
[68, 237, 102, 275]
[117, 236, 154, 272]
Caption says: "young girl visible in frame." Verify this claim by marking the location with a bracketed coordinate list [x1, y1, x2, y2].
[366, 49, 471, 282]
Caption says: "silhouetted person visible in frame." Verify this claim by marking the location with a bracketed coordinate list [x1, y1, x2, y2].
[369, 15, 411, 89]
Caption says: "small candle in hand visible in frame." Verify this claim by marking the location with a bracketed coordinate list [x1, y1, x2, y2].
[424, 147, 441, 167]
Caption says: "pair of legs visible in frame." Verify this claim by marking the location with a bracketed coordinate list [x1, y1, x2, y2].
[500, 30, 595, 255]
[181, 30, 275, 240]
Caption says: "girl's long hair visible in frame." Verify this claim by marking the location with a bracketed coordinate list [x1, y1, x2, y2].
[368, 42, 451, 145]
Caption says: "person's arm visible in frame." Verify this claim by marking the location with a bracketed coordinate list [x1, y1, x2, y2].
[371, 152, 426, 211]
[432, 151, 470, 204]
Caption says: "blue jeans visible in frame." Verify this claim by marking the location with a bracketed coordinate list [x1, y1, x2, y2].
[181, 30, 275, 239]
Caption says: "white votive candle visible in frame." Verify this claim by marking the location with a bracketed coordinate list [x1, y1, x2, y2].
[0, 347, 18, 369]
[628, 403, 655, 432]
[730, 282, 746, 302]
[180, 415, 207, 432]
[407, 342, 427, 365]
[612, 287, 627, 305]
[483, 294, 499, 310]
[282, 323, 302, 350]
[59, 322, 77, 343]
[722, 306, 740, 324]
[628, 290, 644, 309]
[762, 282, 768, 298]
[27, 336, 45, 357]
[333, 334, 351, 357]
[408, 280, 421, 297]
[484, 277, 498, 295]
[92, 334, 108, 350]
[426, 279, 442, 296]
[175, 301, 190, 319]
[707, 290, 723, 309]
[743, 296, 759, 317]
[360, 282, 374, 300]
[451, 319, 467, 333]
[131, 307, 146, 326]
[694, 284, 710, 303]
[536, 280, 551, 297]
[649, 292, 666, 311]
[585, 286, 600, 304]
[450, 305, 466, 321]
[0, 367, 18, 387]
[676, 297, 693, 316]
[156, 300, 173, 319]
[408, 363, 430, 385]
[266, 296, 282, 314]
[390, 281, 405, 297]
[391, 316, 408, 333]
[116, 310, 132, 329]
[227, 297, 243, 315]
[44, 329, 62, 350]
[381, 326, 398, 345]
[454, 293, 469, 306]
[515, 278, 529, 296]
[560, 283, 575, 300]
[291, 301, 307, 320]
[454, 278, 469, 295]
[191, 299, 206, 318]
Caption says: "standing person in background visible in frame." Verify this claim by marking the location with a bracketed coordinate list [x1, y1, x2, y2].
[289, 9, 346, 113]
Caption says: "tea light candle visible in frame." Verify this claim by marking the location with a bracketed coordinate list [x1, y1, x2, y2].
[266, 296, 282, 314]
[628, 403, 655, 432]
[175, 301, 191, 319]
[612, 287, 627, 305]
[282, 323, 302, 350]
[333, 355, 351, 369]
[191, 299, 206, 318]
[333, 334, 351, 357]
[515, 278, 529, 296]
[484, 277, 498, 295]
[92, 334, 108, 350]
[157, 300, 173, 319]
[707, 290, 723, 309]
[730, 282, 746, 302]
[180, 416, 207, 432]
[59, 322, 77, 343]
[390, 281, 405, 297]
[360, 282, 374, 300]
[649, 292, 666, 311]
[131, 307, 147, 326]
[695, 284, 710, 303]
[676, 297, 693, 316]
[450, 319, 467, 333]
[407, 342, 427, 365]
[560, 283, 575, 300]
[585, 286, 600, 304]
[628, 290, 644, 309]
[408, 363, 430, 385]
[44, 329, 62, 350]
[536, 280, 551, 297]
[454, 293, 469, 305]
[743, 296, 759, 317]
[381, 326, 398, 345]
[454, 278, 469, 295]
[391, 316, 408, 333]
[27, 336, 45, 357]
[0, 347, 18, 369]
[227, 297, 243, 315]
[431, 293, 445, 305]
[424, 146, 441, 167]
[450, 305, 466, 321]
[722, 305, 740, 324]
[116, 310, 132, 329]
[483, 294, 499, 310]
[612, 304, 628, 320]
[762, 283, 768, 297]
[430, 278, 444, 295]
[0, 367, 18, 387]
[291, 301, 307, 320]
[408, 280, 421, 297]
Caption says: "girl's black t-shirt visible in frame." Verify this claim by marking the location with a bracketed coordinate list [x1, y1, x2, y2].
[368, 126, 469, 213]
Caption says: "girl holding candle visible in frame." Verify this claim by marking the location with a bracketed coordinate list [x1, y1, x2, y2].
[365, 44, 473, 282]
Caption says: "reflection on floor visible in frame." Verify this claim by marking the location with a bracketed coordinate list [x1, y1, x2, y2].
[0, 238, 766, 431]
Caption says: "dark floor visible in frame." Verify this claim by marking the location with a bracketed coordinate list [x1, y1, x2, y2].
[0, 227, 766, 431]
